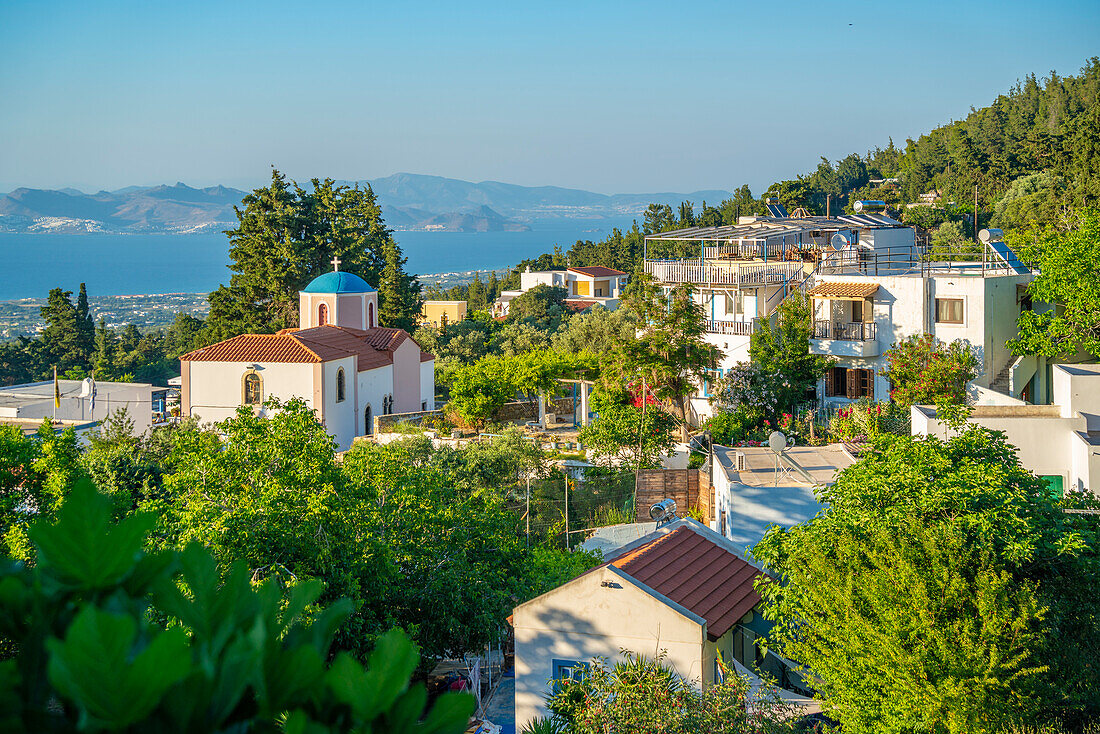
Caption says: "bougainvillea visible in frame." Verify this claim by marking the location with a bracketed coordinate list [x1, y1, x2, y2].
[884, 333, 978, 410]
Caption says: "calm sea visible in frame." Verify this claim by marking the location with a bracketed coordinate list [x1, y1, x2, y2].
[0, 222, 630, 300]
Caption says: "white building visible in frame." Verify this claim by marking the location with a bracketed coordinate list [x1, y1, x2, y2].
[180, 267, 435, 451]
[494, 266, 629, 317]
[710, 444, 854, 552]
[808, 232, 1042, 408]
[643, 211, 916, 420]
[912, 363, 1100, 496]
[0, 379, 154, 435]
[511, 518, 814, 729]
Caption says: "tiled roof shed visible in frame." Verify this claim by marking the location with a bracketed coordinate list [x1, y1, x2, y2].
[807, 282, 880, 299]
[569, 266, 628, 277]
[608, 525, 767, 641]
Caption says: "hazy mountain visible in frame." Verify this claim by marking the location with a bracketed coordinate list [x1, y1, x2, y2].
[363, 173, 731, 221]
[0, 175, 730, 233]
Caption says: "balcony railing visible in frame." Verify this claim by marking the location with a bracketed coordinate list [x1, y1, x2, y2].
[813, 320, 876, 341]
[704, 319, 756, 336]
[644, 259, 805, 287]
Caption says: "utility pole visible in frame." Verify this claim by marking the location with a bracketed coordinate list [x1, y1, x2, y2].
[974, 185, 980, 242]
[564, 475, 570, 550]
[826, 193, 831, 218]
[526, 474, 531, 548]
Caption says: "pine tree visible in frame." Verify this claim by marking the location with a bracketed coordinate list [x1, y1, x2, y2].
[75, 283, 94, 359]
[466, 274, 487, 311]
[39, 288, 85, 372]
[377, 239, 421, 332]
[205, 169, 396, 339]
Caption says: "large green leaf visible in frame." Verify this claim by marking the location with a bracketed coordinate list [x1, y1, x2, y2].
[46, 606, 190, 728]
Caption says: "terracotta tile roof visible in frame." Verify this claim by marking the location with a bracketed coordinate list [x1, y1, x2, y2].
[609, 526, 767, 641]
[569, 266, 627, 277]
[178, 334, 326, 364]
[180, 325, 422, 372]
[565, 300, 599, 311]
[420, 350, 435, 362]
[808, 281, 879, 299]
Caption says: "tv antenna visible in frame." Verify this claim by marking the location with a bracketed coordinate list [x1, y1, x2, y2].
[767, 431, 796, 487]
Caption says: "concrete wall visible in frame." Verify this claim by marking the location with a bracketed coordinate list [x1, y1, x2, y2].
[357, 363, 394, 434]
[420, 359, 436, 410]
[336, 294, 366, 330]
[421, 301, 467, 328]
[321, 357, 358, 450]
[391, 338, 422, 415]
[513, 565, 706, 729]
[186, 361, 316, 426]
[299, 293, 336, 329]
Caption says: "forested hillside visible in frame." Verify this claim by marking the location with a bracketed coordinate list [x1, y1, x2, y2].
[450, 56, 1100, 295]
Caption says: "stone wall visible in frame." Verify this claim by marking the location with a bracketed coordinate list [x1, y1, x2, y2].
[374, 409, 444, 435]
[494, 397, 576, 422]
[635, 468, 712, 525]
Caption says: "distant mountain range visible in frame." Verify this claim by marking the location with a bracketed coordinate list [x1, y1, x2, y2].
[0, 174, 731, 234]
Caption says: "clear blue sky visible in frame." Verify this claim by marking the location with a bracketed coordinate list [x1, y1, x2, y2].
[1, 0, 1097, 195]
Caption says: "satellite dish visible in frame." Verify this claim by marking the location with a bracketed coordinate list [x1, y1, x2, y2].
[79, 378, 93, 398]
[768, 431, 788, 453]
[830, 232, 850, 249]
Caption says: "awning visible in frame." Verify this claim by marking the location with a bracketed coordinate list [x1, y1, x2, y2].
[808, 282, 879, 299]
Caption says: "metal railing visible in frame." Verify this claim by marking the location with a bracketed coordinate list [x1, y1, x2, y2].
[813, 320, 876, 341]
[644, 259, 805, 287]
[816, 244, 1032, 278]
[704, 319, 756, 336]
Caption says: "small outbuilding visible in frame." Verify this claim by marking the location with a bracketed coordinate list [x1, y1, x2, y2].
[511, 518, 811, 728]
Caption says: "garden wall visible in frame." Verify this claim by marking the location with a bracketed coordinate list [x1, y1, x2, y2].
[635, 468, 713, 525]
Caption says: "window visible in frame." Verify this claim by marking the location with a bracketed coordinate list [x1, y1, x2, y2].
[243, 372, 262, 405]
[551, 659, 588, 685]
[318, 302, 329, 326]
[364, 405, 373, 435]
[368, 301, 375, 328]
[336, 368, 346, 402]
[825, 367, 873, 399]
[935, 297, 964, 324]
[851, 299, 863, 322]
[724, 291, 743, 316]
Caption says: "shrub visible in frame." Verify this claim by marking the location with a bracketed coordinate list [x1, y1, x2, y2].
[884, 333, 978, 410]
[0, 480, 474, 732]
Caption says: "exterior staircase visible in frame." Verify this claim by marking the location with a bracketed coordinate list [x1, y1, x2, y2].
[988, 360, 1014, 396]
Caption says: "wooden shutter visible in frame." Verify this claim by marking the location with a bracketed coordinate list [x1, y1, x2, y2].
[824, 368, 835, 397]
[865, 369, 875, 399]
[845, 368, 858, 399]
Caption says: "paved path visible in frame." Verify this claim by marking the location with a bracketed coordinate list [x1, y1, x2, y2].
[481, 673, 515, 734]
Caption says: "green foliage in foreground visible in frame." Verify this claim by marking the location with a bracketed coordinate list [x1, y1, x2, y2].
[534, 651, 799, 734]
[0, 480, 474, 733]
[754, 428, 1100, 733]
[1010, 207, 1100, 359]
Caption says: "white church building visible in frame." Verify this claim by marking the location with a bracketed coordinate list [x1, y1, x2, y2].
[179, 265, 435, 450]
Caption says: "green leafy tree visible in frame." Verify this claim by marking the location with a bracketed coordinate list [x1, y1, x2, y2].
[753, 428, 1100, 732]
[538, 650, 798, 734]
[993, 171, 1067, 231]
[746, 292, 832, 419]
[884, 333, 979, 410]
[508, 285, 568, 330]
[609, 273, 721, 439]
[579, 387, 676, 468]
[1009, 207, 1100, 358]
[0, 479, 474, 732]
[928, 220, 980, 260]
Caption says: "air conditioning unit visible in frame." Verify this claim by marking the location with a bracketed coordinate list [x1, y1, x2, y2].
[735, 452, 747, 471]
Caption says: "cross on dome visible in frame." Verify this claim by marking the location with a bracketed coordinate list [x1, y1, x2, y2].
[331, 256, 342, 271]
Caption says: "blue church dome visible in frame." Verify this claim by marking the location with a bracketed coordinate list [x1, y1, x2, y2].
[302, 271, 375, 294]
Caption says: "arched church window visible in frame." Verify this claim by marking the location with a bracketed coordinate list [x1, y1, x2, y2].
[364, 404, 373, 435]
[336, 368, 346, 402]
[368, 301, 375, 328]
[243, 371, 262, 405]
[318, 303, 329, 326]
